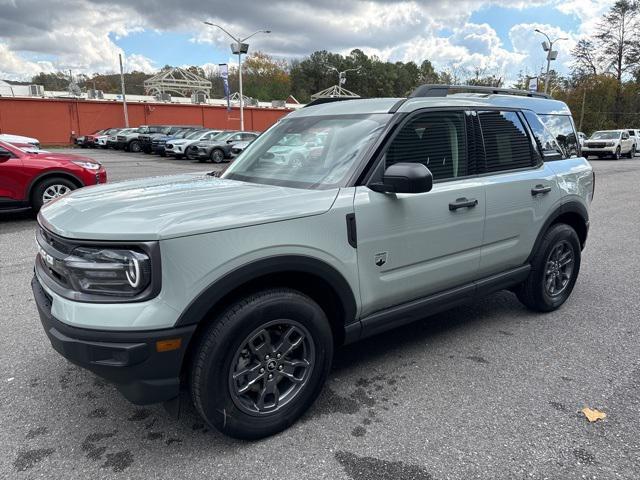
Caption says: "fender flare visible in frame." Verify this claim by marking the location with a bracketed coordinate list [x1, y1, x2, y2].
[526, 200, 589, 264]
[174, 255, 358, 329]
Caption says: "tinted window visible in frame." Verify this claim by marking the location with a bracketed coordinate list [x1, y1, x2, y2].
[479, 111, 533, 172]
[385, 111, 470, 181]
[538, 114, 579, 158]
[523, 111, 564, 160]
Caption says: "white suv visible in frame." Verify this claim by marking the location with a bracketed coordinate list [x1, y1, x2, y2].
[582, 130, 635, 159]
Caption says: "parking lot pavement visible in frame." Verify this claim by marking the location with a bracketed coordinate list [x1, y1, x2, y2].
[1, 152, 639, 480]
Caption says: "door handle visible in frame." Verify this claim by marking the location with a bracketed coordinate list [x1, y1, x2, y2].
[531, 184, 552, 196]
[449, 197, 478, 211]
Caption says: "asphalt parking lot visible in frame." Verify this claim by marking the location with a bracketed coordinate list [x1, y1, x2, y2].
[1, 149, 639, 480]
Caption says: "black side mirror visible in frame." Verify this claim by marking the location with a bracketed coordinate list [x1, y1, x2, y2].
[369, 162, 433, 194]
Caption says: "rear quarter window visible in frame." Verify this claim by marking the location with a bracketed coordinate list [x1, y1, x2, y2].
[478, 111, 534, 172]
[537, 114, 579, 158]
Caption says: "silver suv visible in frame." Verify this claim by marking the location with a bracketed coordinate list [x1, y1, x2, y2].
[32, 85, 594, 440]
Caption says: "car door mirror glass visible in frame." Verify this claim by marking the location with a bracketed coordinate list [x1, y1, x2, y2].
[369, 162, 433, 194]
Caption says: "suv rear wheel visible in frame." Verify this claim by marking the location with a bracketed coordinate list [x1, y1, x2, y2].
[190, 288, 333, 440]
[516, 223, 581, 312]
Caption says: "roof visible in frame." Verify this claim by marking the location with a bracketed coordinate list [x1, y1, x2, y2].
[289, 93, 572, 118]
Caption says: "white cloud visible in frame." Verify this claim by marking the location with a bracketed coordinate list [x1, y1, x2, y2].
[0, 43, 54, 80]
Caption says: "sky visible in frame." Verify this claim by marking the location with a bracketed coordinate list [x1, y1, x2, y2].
[0, 0, 615, 87]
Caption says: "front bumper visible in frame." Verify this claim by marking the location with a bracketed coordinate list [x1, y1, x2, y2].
[32, 275, 196, 405]
[582, 147, 616, 155]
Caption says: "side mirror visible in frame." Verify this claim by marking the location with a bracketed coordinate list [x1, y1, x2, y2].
[0, 152, 12, 162]
[369, 162, 433, 194]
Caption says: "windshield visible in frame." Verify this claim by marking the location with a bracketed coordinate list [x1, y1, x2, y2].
[223, 114, 391, 189]
[591, 131, 620, 140]
[184, 130, 204, 139]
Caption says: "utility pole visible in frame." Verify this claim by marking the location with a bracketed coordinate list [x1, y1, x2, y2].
[119, 54, 129, 127]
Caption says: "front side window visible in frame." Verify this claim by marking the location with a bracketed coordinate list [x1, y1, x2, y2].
[479, 110, 533, 172]
[383, 111, 470, 181]
[223, 114, 391, 189]
[538, 114, 579, 158]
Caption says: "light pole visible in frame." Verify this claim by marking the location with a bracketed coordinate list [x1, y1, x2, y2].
[534, 29, 568, 94]
[203, 22, 271, 131]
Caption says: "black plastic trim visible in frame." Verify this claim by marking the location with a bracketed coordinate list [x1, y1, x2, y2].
[32, 275, 196, 405]
[174, 255, 358, 329]
[526, 200, 589, 262]
[346, 213, 357, 248]
[352, 264, 531, 342]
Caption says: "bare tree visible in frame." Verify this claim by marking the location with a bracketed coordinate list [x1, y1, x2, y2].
[571, 39, 601, 76]
[596, 0, 640, 83]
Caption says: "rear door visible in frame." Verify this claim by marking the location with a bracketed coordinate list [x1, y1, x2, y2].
[477, 110, 561, 277]
[354, 110, 486, 317]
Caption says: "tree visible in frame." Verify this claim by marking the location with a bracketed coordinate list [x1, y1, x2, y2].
[595, 0, 640, 121]
[571, 39, 601, 76]
[241, 51, 291, 101]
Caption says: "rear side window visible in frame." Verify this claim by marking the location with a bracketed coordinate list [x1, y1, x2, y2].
[385, 111, 471, 181]
[538, 114, 579, 158]
[478, 111, 533, 172]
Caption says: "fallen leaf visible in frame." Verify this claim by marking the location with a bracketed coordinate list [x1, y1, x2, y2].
[582, 407, 606, 422]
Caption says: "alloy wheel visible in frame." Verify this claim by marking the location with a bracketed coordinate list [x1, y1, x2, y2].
[42, 184, 71, 204]
[212, 150, 224, 163]
[544, 240, 574, 297]
[228, 319, 314, 416]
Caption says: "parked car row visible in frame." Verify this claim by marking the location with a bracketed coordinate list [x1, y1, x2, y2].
[580, 128, 639, 159]
[76, 125, 260, 163]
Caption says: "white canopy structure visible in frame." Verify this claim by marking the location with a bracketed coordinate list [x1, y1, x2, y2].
[143, 67, 212, 98]
[310, 85, 360, 100]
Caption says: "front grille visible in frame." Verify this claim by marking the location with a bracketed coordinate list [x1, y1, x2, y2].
[117, 136, 125, 141]
[38, 225, 75, 255]
[587, 142, 606, 148]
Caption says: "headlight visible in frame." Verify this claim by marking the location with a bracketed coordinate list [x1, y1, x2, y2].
[606, 142, 615, 147]
[72, 160, 101, 170]
[63, 247, 151, 297]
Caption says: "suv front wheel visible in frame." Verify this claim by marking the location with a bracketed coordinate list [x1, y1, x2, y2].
[190, 288, 333, 440]
[517, 223, 581, 312]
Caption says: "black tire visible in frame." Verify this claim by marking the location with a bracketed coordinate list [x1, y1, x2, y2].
[190, 288, 333, 440]
[516, 223, 581, 312]
[628, 146, 635, 158]
[159, 152, 166, 157]
[129, 140, 142, 153]
[210, 148, 225, 164]
[613, 147, 621, 160]
[174, 154, 184, 160]
[31, 176, 77, 212]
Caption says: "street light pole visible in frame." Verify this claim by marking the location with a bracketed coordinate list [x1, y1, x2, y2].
[203, 22, 271, 131]
[534, 29, 568, 94]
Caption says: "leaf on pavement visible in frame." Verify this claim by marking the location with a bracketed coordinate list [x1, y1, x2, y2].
[582, 407, 606, 422]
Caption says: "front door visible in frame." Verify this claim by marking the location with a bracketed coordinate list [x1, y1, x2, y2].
[0, 145, 24, 202]
[354, 110, 485, 317]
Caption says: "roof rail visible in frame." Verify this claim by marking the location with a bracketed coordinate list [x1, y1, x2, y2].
[303, 97, 362, 108]
[409, 84, 550, 99]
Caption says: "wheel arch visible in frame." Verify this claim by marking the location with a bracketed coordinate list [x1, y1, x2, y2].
[25, 170, 84, 201]
[527, 200, 589, 264]
[177, 255, 358, 374]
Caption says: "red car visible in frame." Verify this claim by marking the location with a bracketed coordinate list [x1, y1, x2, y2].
[0, 140, 107, 212]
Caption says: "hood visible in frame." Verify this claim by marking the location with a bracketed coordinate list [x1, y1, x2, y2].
[0, 133, 39, 144]
[39, 173, 339, 241]
[29, 152, 98, 163]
